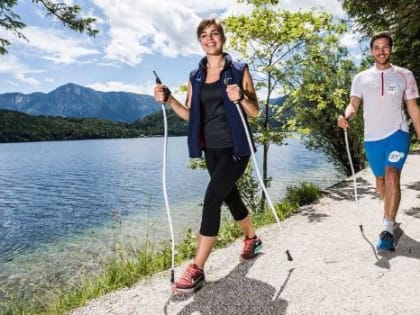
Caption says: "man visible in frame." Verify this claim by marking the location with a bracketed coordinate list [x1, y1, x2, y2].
[338, 31, 420, 251]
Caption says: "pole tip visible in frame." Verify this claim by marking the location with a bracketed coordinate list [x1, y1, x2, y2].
[359, 224, 363, 232]
[170, 269, 175, 283]
[286, 250, 293, 261]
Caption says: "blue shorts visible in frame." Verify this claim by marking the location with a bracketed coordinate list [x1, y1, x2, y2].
[364, 130, 410, 177]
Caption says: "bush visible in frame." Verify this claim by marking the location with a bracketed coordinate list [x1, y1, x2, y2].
[283, 182, 322, 207]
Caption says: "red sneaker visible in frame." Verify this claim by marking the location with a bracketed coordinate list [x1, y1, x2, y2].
[240, 236, 262, 261]
[173, 263, 205, 294]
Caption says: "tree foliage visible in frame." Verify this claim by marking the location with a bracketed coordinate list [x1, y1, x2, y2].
[0, 0, 98, 55]
[341, 0, 420, 85]
[131, 109, 189, 136]
[223, 4, 352, 181]
[286, 38, 365, 175]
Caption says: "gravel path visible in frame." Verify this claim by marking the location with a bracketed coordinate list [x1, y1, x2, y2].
[70, 154, 420, 315]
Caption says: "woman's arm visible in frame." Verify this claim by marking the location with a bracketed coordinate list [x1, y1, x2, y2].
[240, 66, 259, 118]
[153, 82, 191, 121]
[225, 66, 259, 118]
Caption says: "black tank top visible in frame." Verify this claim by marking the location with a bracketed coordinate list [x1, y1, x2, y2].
[200, 80, 232, 148]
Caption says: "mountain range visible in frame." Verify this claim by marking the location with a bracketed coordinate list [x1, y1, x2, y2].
[0, 83, 160, 123]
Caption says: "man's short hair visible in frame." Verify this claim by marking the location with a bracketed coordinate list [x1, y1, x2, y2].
[370, 31, 393, 49]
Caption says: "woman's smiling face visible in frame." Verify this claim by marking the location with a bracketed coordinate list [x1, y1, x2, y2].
[199, 23, 225, 55]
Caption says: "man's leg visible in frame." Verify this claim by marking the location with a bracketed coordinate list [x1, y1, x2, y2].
[383, 166, 402, 221]
[376, 167, 401, 251]
[376, 130, 409, 251]
[382, 131, 410, 225]
[365, 139, 386, 199]
[375, 177, 385, 199]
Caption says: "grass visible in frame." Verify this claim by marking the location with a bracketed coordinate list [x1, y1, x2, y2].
[283, 182, 323, 208]
[3, 182, 322, 315]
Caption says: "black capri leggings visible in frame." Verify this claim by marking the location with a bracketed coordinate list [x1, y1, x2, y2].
[200, 147, 250, 236]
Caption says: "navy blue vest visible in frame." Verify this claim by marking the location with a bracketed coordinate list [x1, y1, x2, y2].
[188, 53, 256, 158]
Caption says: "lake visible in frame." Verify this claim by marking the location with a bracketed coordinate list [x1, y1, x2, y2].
[0, 136, 342, 305]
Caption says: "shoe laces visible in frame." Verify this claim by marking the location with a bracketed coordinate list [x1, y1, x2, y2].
[242, 237, 256, 254]
[180, 264, 201, 282]
[380, 231, 393, 242]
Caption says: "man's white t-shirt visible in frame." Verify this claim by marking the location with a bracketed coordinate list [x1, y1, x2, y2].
[350, 64, 419, 141]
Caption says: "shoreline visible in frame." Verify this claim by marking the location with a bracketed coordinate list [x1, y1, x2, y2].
[70, 153, 420, 315]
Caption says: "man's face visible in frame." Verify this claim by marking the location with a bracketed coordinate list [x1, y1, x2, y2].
[371, 37, 392, 66]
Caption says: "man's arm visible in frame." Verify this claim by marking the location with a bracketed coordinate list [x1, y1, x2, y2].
[406, 98, 420, 140]
[338, 96, 361, 129]
[345, 96, 361, 119]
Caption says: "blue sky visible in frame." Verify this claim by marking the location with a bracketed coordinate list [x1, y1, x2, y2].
[0, 0, 361, 97]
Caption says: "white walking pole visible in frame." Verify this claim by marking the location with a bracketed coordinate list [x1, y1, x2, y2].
[154, 71, 176, 282]
[343, 127, 363, 232]
[225, 78, 293, 261]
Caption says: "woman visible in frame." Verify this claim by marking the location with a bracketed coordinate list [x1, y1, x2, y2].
[154, 18, 261, 294]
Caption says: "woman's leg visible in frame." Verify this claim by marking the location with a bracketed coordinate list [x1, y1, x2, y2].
[236, 214, 256, 239]
[220, 157, 257, 238]
[219, 156, 261, 260]
[193, 235, 217, 269]
[195, 149, 250, 267]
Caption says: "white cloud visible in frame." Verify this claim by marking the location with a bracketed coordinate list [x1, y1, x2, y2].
[88, 81, 152, 94]
[90, 0, 346, 67]
[15, 73, 40, 86]
[6, 80, 19, 87]
[88, 80, 187, 101]
[18, 26, 100, 64]
[0, 55, 40, 87]
[0, 55, 25, 74]
[0, 0, 353, 95]
[340, 32, 361, 50]
[92, 0, 240, 65]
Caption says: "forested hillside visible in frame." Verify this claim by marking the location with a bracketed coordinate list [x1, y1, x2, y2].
[0, 109, 188, 143]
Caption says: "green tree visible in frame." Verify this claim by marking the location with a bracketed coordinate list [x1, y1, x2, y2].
[0, 0, 98, 55]
[286, 39, 366, 175]
[341, 0, 420, 85]
[224, 2, 352, 195]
